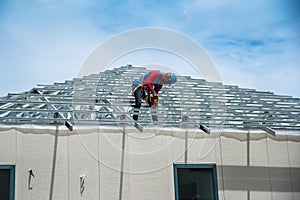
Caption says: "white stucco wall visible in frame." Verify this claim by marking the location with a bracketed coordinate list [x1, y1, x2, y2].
[0, 125, 299, 200]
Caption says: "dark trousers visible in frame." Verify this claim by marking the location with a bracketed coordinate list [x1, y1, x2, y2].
[133, 87, 143, 121]
[133, 87, 158, 122]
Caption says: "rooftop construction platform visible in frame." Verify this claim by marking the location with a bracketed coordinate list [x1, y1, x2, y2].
[0, 65, 299, 134]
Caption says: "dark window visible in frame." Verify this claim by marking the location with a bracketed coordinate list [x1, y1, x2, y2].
[0, 165, 15, 200]
[174, 164, 218, 200]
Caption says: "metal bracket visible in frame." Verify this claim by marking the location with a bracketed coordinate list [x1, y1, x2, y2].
[200, 124, 210, 134]
[80, 175, 86, 195]
[65, 121, 73, 131]
[28, 169, 35, 190]
[243, 122, 276, 136]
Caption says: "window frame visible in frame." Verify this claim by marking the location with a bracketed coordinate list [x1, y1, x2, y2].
[173, 163, 219, 200]
[0, 165, 15, 200]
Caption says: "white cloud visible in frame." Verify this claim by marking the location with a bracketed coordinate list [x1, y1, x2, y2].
[212, 43, 300, 97]
[0, 0, 109, 96]
[0, 0, 299, 97]
[177, 0, 300, 97]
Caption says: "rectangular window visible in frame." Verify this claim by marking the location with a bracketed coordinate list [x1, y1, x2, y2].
[0, 165, 15, 200]
[174, 164, 218, 200]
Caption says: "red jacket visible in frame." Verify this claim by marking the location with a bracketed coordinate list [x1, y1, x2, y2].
[133, 71, 163, 94]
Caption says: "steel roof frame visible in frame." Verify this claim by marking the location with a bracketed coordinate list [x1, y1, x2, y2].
[0, 65, 299, 133]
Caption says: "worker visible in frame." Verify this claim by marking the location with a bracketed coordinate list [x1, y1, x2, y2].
[132, 70, 177, 122]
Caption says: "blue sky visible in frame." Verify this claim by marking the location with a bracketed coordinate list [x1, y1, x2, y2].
[0, 0, 299, 97]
